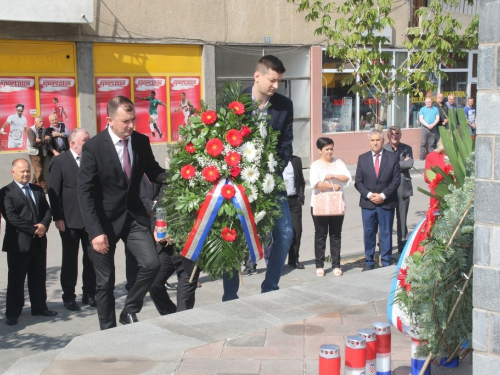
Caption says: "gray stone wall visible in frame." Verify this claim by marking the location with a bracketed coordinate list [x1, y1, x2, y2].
[473, 0, 500, 371]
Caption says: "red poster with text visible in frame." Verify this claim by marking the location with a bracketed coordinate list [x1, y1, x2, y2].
[95, 77, 131, 133]
[133, 77, 167, 143]
[169, 76, 201, 142]
[0, 77, 37, 152]
[39, 77, 77, 131]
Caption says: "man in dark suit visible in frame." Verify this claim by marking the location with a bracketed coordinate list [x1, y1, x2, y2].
[355, 129, 400, 270]
[383, 126, 414, 252]
[284, 155, 305, 269]
[223, 55, 294, 300]
[0, 158, 56, 326]
[77, 96, 166, 330]
[48, 128, 97, 311]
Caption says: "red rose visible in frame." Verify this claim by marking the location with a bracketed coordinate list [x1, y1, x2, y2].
[226, 129, 243, 147]
[201, 110, 217, 125]
[180, 164, 196, 180]
[443, 164, 454, 174]
[228, 101, 245, 115]
[240, 125, 251, 138]
[397, 267, 410, 293]
[221, 184, 236, 199]
[202, 166, 220, 183]
[206, 138, 224, 157]
[185, 142, 196, 154]
[224, 151, 241, 167]
[221, 227, 237, 242]
[230, 166, 241, 177]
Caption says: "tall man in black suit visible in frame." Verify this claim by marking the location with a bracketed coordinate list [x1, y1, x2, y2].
[77, 96, 166, 330]
[1, 159, 56, 326]
[355, 129, 400, 271]
[48, 128, 97, 311]
[222, 55, 294, 300]
[383, 126, 414, 252]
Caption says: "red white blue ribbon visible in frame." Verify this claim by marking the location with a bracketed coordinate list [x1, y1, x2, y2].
[231, 183, 263, 263]
[181, 179, 263, 263]
[181, 179, 226, 261]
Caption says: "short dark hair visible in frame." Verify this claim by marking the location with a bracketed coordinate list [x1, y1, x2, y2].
[151, 91, 156, 95]
[107, 96, 134, 117]
[15, 103, 24, 110]
[316, 137, 334, 150]
[256, 55, 286, 75]
[53, 97, 58, 102]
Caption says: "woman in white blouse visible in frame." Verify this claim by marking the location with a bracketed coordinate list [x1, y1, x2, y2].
[310, 137, 352, 277]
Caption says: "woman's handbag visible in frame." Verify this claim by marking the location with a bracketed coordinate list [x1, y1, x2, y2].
[313, 191, 346, 216]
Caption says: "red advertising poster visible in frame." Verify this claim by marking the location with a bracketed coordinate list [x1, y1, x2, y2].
[39, 76, 77, 131]
[0, 76, 37, 152]
[133, 77, 167, 143]
[169, 76, 201, 142]
[95, 77, 131, 133]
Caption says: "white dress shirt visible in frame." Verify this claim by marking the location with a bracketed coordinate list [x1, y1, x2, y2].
[108, 127, 133, 171]
[15, 180, 36, 204]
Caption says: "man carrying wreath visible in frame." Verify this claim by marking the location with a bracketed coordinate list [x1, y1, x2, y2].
[223, 55, 294, 300]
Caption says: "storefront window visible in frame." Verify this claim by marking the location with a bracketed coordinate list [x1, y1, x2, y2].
[395, 94, 408, 128]
[359, 94, 392, 130]
[322, 73, 356, 133]
[440, 72, 468, 107]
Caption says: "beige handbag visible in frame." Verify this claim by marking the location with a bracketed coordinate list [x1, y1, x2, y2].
[313, 191, 346, 216]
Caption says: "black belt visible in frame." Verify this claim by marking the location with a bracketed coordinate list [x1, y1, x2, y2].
[287, 194, 299, 199]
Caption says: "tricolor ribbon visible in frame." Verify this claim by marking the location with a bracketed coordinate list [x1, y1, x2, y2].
[181, 179, 263, 263]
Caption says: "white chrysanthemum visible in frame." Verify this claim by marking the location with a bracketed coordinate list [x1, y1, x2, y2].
[240, 142, 258, 162]
[268, 154, 277, 173]
[254, 211, 266, 223]
[247, 184, 258, 203]
[262, 174, 275, 194]
[241, 166, 260, 184]
[259, 122, 268, 138]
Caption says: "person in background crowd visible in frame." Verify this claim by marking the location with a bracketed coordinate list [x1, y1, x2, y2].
[26, 116, 50, 192]
[1, 159, 56, 326]
[445, 94, 458, 128]
[310, 138, 351, 277]
[419, 97, 440, 160]
[383, 126, 413, 253]
[463, 97, 476, 136]
[284, 155, 306, 270]
[1, 104, 27, 149]
[355, 129, 400, 271]
[48, 128, 97, 311]
[432, 93, 449, 147]
[47, 113, 70, 157]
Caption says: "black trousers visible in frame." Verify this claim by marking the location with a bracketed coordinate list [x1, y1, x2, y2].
[125, 246, 140, 290]
[149, 250, 182, 315]
[176, 257, 200, 312]
[396, 195, 410, 251]
[311, 208, 345, 269]
[287, 196, 303, 264]
[89, 217, 160, 330]
[6, 239, 48, 319]
[59, 227, 96, 302]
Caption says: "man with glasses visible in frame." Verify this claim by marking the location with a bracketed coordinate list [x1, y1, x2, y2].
[2, 104, 27, 149]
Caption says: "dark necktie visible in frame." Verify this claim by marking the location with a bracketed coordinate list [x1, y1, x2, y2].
[374, 153, 380, 177]
[23, 185, 38, 223]
[120, 139, 132, 184]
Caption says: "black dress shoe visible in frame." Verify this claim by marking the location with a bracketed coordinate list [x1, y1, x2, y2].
[64, 301, 81, 311]
[165, 282, 177, 291]
[82, 295, 97, 307]
[119, 312, 138, 325]
[6, 317, 18, 325]
[361, 265, 375, 272]
[32, 310, 58, 317]
[292, 262, 305, 269]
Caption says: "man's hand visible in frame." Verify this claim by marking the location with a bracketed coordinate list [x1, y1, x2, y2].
[44, 135, 50, 140]
[370, 193, 384, 205]
[34, 223, 47, 237]
[53, 150, 60, 156]
[92, 234, 109, 254]
[55, 220, 65, 232]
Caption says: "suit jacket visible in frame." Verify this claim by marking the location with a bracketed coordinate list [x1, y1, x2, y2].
[354, 150, 401, 209]
[0, 181, 52, 253]
[290, 155, 305, 205]
[48, 151, 85, 229]
[383, 142, 413, 199]
[243, 86, 293, 172]
[77, 129, 167, 241]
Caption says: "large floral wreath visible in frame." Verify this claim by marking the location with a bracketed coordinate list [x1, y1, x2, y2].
[161, 82, 285, 279]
